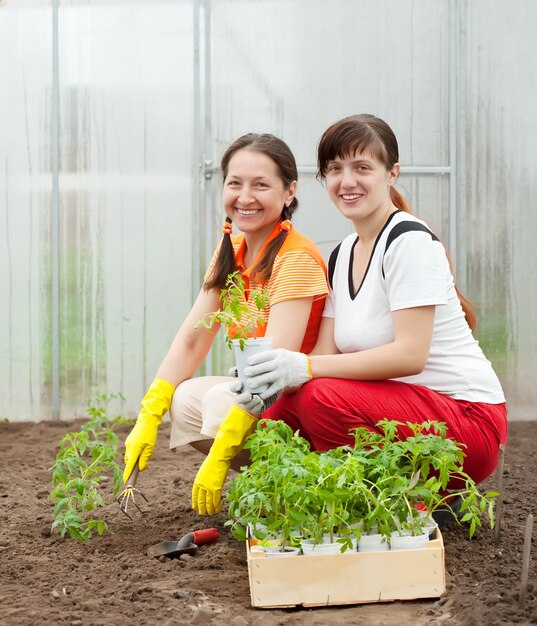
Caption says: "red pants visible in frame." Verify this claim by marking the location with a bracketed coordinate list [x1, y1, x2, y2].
[263, 378, 508, 485]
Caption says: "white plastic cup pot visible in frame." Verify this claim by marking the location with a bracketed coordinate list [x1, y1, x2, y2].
[424, 518, 439, 540]
[232, 337, 273, 395]
[264, 546, 301, 558]
[357, 533, 389, 552]
[302, 536, 357, 555]
[301, 539, 341, 555]
[390, 531, 429, 551]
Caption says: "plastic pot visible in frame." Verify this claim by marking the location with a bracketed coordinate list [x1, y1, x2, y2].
[424, 518, 439, 540]
[232, 337, 272, 395]
[390, 531, 429, 551]
[261, 546, 301, 557]
[301, 536, 357, 555]
[357, 532, 389, 552]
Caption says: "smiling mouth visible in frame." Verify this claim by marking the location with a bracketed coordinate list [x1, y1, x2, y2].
[236, 208, 261, 215]
[340, 194, 363, 201]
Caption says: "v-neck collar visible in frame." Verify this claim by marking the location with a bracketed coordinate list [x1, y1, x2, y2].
[234, 219, 284, 278]
[348, 210, 401, 300]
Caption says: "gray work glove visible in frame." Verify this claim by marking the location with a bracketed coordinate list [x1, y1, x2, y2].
[229, 379, 278, 415]
[243, 348, 312, 399]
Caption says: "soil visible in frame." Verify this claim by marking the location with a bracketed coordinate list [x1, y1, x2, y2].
[0, 419, 535, 626]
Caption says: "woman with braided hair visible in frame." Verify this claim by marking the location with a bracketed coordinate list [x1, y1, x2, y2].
[123, 133, 328, 494]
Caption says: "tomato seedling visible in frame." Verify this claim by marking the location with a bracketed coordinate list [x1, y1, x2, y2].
[49, 392, 130, 541]
[196, 271, 270, 350]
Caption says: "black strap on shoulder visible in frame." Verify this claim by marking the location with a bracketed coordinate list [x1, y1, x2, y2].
[327, 242, 342, 289]
[382, 222, 439, 278]
[329, 223, 439, 285]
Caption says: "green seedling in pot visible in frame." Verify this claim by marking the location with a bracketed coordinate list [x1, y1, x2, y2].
[225, 418, 499, 557]
[196, 271, 270, 350]
[350, 420, 499, 539]
[226, 420, 311, 551]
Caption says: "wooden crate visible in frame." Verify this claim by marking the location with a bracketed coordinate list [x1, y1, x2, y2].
[246, 530, 446, 608]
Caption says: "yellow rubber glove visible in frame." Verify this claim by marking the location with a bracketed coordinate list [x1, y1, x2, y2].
[123, 378, 175, 483]
[192, 404, 257, 515]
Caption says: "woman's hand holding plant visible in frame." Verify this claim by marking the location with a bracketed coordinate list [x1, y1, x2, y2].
[230, 379, 265, 415]
[244, 348, 312, 398]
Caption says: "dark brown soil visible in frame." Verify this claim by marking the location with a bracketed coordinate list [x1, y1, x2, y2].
[0, 419, 535, 626]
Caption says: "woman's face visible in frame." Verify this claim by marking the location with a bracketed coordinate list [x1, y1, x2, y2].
[324, 148, 399, 226]
[223, 149, 296, 235]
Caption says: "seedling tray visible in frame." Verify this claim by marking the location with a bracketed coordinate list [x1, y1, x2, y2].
[246, 529, 445, 608]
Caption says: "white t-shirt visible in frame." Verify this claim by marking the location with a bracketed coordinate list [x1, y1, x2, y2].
[323, 210, 505, 403]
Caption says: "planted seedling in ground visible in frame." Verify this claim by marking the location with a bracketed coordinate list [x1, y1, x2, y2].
[49, 392, 130, 541]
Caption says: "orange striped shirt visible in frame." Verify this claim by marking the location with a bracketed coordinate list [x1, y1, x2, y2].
[204, 221, 327, 353]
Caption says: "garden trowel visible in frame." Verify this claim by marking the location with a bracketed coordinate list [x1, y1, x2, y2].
[147, 528, 219, 559]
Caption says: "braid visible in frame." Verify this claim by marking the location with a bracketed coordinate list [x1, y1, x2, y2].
[203, 218, 238, 291]
[251, 206, 295, 282]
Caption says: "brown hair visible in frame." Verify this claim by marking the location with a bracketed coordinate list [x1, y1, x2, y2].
[317, 114, 476, 331]
[204, 133, 298, 291]
[317, 113, 411, 213]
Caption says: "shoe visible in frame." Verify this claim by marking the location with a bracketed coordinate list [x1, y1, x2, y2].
[431, 495, 464, 526]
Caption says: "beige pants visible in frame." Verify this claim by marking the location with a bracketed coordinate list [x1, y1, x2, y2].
[169, 376, 236, 450]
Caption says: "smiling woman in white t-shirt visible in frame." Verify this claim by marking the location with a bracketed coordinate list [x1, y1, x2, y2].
[236, 114, 507, 489]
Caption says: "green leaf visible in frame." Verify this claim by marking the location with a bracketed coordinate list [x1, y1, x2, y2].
[469, 518, 477, 538]
[69, 526, 90, 542]
[53, 497, 70, 517]
[74, 478, 86, 496]
[87, 519, 108, 536]
[51, 463, 68, 484]
[63, 509, 84, 525]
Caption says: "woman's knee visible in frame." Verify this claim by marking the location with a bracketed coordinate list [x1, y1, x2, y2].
[292, 380, 358, 449]
[200, 382, 236, 438]
[169, 377, 207, 425]
[202, 382, 234, 414]
[296, 379, 330, 406]
[169, 377, 232, 449]
[294, 379, 354, 421]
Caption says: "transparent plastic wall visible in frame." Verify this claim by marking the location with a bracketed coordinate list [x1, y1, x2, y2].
[206, 0, 453, 368]
[0, 1, 194, 421]
[463, 1, 537, 419]
[1, 0, 535, 422]
[207, 0, 534, 419]
[0, 1, 52, 421]
[209, 0, 452, 257]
